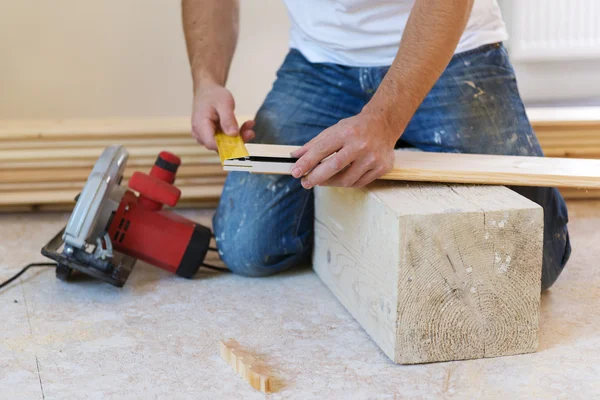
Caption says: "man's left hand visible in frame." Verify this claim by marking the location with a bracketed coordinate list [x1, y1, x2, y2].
[290, 111, 400, 189]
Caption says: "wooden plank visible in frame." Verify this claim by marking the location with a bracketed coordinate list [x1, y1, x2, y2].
[0, 116, 249, 140]
[0, 136, 195, 150]
[313, 183, 543, 364]
[528, 106, 600, 127]
[0, 117, 191, 140]
[542, 148, 600, 158]
[0, 145, 215, 162]
[225, 144, 600, 188]
[219, 339, 273, 393]
[0, 185, 223, 206]
[538, 137, 600, 146]
[0, 164, 226, 184]
[0, 176, 226, 192]
[0, 199, 220, 213]
[0, 155, 221, 170]
[559, 187, 600, 200]
[534, 127, 600, 140]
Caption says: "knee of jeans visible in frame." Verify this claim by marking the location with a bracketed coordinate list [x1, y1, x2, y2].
[214, 222, 300, 278]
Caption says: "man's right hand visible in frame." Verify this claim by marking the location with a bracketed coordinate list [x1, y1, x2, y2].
[191, 83, 255, 151]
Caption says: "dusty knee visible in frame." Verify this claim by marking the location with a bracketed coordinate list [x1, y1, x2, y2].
[214, 224, 302, 277]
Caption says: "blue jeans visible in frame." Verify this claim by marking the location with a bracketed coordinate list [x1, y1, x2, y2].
[214, 43, 571, 291]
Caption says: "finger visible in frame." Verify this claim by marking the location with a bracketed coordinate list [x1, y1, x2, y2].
[216, 105, 239, 135]
[240, 130, 256, 142]
[199, 119, 218, 151]
[192, 117, 214, 143]
[351, 168, 382, 188]
[300, 147, 354, 189]
[290, 137, 318, 159]
[292, 134, 343, 179]
[240, 120, 256, 142]
[240, 119, 255, 133]
[191, 106, 217, 141]
[290, 143, 310, 159]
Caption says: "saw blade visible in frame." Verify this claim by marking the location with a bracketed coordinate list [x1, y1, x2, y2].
[215, 132, 250, 165]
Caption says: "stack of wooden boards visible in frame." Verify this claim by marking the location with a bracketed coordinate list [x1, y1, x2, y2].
[529, 107, 600, 199]
[0, 118, 226, 212]
[0, 107, 598, 211]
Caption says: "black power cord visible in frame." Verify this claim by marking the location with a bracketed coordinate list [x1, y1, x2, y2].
[1, 246, 228, 290]
[204, 246, 230, 273]
[201, 262, 230, 273]
[0, 262, 57, 290]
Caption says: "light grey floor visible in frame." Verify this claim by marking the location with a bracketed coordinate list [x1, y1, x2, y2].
[1, 204, 599, 400]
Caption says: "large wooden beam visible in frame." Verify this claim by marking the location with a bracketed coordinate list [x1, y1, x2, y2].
[313, 182, 544, 364]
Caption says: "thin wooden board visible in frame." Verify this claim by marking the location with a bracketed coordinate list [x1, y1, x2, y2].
[542, 149, 600, 158]
[0, 145, 215, 162]
[559, 187, 600, 200]
[0, 155, 222, 170]
[0, 164, 226, 184]
[0, 198, 221, 213]
[0, 117, 249, 140]
[0, 184, 223, 206]
[225, 144, 600, 188]
[528, 107, 600, 127]
[0, 136, 195, 150]
[0, 176, 226, 192]
[0, 117, 190, 140]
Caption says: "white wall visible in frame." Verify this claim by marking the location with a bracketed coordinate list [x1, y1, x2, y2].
[498, 0, 600, 104]
[0, 0, 290, 119]
[2, 0, 597, 119]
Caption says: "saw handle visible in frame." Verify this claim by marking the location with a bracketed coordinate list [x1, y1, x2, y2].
[129, 171, 181, 207]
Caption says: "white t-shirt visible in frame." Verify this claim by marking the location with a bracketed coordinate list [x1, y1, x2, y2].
[282, 0, 509, 66]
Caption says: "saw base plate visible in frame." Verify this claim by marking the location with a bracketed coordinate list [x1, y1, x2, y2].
[42, 227, 136, 287]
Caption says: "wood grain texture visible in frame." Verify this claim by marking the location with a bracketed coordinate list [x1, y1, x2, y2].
[240, 144, 600, 188]
[0, 156, 221, 170]
[0, 176, 226, 192]
[0, 185, 223, 206]
[527, 106, 600, 126]
[313, 183, 544, 364]
[0, 164, 225, 184]
[0, 145, 215, 161]
[0, 117, 191, 140]
[0, 118, 229, 209]
[0, 199, 220, 213]
[219, 339, 273, 393]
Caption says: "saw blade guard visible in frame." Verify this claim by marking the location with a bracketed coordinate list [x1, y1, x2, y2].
[63, 145, 129, 250]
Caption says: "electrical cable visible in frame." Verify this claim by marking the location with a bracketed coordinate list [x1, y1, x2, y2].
[0, 262, 57, 290]
[201, 262, 231, 273]
[0, 258, 229, 291]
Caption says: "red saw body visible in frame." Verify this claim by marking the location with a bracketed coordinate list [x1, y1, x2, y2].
[108, 152, 211, 278]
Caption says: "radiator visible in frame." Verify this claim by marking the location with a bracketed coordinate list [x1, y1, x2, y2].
[510, 0, 600, 61]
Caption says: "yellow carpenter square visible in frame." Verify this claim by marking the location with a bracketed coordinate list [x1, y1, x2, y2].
[215, 132, 250, 165]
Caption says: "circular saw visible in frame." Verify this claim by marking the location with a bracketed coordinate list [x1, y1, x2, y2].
[41, 145, 213, 287]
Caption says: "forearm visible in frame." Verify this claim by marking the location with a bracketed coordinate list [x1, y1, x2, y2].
[364, 0, 474, 135]
[182, 0, 239, 91]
